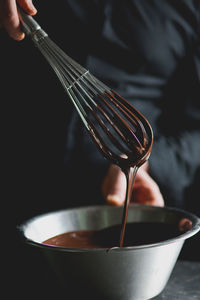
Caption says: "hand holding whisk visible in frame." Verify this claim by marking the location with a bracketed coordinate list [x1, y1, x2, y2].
[18, 7, 153, 246]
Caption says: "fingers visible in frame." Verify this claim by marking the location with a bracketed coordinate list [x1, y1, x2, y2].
[102, 163, 165, 207]
[102, 164, 126, 206]
[133, 180, 165, 207]
[17, 0, 37, 15]
[178, 218, 192, 232]
[133, 169, 165, 207]
[0, 0, 37, 40]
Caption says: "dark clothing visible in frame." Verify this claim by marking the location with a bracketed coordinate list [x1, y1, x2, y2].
[1, 0, 199, 217]
[58, 0, 200, 212]
[1, 1, 200, 298]
[12, 0, 198, 212]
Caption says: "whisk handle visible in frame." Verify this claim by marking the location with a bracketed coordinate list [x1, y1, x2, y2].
[18, 6, 47, 40]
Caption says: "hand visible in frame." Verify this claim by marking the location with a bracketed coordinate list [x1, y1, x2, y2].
[102, 162, 165, 207]
[0, 0, 37, 40]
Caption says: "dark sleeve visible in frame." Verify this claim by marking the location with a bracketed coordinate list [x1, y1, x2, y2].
[149, 131, 200, 209]
[149, 37, 200, 209]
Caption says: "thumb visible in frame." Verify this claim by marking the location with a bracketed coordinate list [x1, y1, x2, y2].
[102, 164, 126, 206]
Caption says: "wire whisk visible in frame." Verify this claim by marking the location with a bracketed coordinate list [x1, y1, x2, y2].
[18, 7, 154, 247]
[19, 7, 153, 170]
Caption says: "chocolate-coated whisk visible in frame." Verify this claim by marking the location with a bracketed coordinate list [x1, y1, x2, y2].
[19, 8, 153, 246]
[19, 7, 153, 169]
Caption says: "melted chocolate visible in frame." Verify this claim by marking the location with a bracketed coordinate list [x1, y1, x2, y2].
[86, 90, 153, 247]
[43, 222, 183, 249]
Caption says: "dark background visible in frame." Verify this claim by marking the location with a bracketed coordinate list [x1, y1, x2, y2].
[0, 1, 199, 298]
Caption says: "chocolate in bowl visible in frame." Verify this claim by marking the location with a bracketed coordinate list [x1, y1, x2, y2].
[18, 204, 200, 300]
[43, 221, 186, 249]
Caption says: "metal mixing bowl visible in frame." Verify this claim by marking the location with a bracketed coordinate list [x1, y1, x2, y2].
[18, 204, 200, 300]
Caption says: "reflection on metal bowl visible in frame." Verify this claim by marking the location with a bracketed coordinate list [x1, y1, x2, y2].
[18, 204, 200, 300]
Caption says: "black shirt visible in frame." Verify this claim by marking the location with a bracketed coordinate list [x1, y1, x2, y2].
[59, 0, 200, 212]
[2, 0, 200, 215]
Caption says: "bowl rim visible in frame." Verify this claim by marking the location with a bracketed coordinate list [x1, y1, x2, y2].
[17, 204, 200, 252]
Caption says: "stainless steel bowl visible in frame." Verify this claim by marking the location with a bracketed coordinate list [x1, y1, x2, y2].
[18, 204, 200, 300]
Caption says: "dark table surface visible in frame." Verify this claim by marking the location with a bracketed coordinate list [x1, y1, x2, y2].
[153, 259, 200, 299]
[14, 257, 200, 299]
[14, 256, 200, 300]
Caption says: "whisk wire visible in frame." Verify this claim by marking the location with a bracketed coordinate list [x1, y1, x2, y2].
[20, 9, 153, 167]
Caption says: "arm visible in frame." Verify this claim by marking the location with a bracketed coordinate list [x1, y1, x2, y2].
[149, 27, 200, 208]
[102, 18, 200, 209]
[149, 131, 200, 207]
